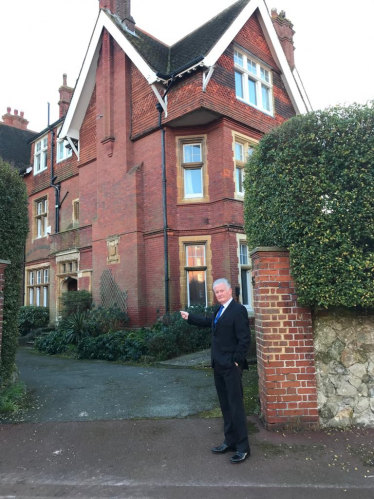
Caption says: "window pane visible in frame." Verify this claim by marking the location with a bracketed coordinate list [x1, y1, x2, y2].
[247, 59, 257, 75]
[241, 269, 249, 305]
[43, 199, 47, 213]
[248, 79, 257, 105]
[43, 137, 48, 148]
[262, 84, 271, 111]
[36, 287, 40, 306]
[42, 151, 47, 168]
[183, 144, 201, 163]
[188, 270, 206, 306]
[44, 269, 49, 283]
[37, 218, 42, 238]
[184, 168, 202, 197]
[236, 168, 244, 194]
[37, 270, 41, 284]
[29, 272, 34, 285]
[260, 67, 270, 83]
[234, 50, 243, 67]
[29, 288, 34, 305]
[62, 263, 66, 273]
[186, 245, 205, 267]
[35, 155, 40, 171]
[235, 143, 244, 162]
[36, 141, 41, 152]
[43, 287, 48, 307]
[235, 71, 244, 98]
[58, 141, 64, 160]
[240, 244, 248, 265]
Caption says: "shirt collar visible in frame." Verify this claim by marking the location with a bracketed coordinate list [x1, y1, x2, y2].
[221, 297, 233, 310]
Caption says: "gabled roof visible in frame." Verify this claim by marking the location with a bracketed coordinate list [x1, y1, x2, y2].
[109, 0, 250, 75]
[60, 0, 308, 141]
[0, 123, 35, 171]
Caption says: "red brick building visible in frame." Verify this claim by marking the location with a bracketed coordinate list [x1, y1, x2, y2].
[24, 0, 309, 325]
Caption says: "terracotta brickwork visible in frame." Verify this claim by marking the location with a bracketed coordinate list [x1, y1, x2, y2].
[250, 248, 319, 430]
[0, 260, 10, 356]
[23, 9, 301, 325]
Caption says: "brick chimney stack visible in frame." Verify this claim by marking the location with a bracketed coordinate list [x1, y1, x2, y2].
[58, 73, 74, 118]
[1, 107, 29, 130]
[99, 0, 135, 31]
[271, 8, 295, 70]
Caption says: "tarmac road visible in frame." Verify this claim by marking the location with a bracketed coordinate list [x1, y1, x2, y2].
[1, 348, 374, 498]
[9, 347, 218, 423]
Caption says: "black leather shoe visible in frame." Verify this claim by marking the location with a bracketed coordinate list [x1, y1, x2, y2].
[230, 451, 249, 463]
[211, 443, 236, 454]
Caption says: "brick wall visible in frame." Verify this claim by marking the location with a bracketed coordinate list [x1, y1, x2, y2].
[250, 247, 319, 430]
[0, 260, 10, 356]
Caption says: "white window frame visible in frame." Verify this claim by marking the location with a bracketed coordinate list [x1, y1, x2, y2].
[35, 198, 48, 239]
[185, 244, 207, 307]
[237, 238, 254, 312]
[34, 135, 48, 174]
[27, 267, 50, 308]
[182, 142, 204, 199]
[56, 127, 73, 163]
[234, 47, 273, 116]
[234, 140, 254, 196]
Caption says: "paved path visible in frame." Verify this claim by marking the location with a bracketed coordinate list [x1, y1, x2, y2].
[10, 348, 217, 423]
[1, 418, 374, 498]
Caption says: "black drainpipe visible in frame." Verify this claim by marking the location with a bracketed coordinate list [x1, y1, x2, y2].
[48, 103, 61, 233]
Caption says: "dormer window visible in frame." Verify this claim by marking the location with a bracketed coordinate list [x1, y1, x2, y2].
[234, 48, 273, 116]
[56, 127, 73, 162]
[34, 136, 48, 174]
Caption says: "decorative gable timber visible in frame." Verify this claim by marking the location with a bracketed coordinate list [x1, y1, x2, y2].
[60, 0, 309, 145]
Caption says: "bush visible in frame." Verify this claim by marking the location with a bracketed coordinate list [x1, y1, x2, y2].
[61, 290, 92, 317]
[0, 158, 29, 385]
[64, 312, 90, 345]
[84, 305, 129, 336]
[18, 306, 49, 336]
[244, 103, 374, 308]
[35, 331, 70, 355]
[77, 329, 150, 361]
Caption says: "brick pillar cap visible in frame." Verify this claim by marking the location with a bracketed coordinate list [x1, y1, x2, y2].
[0, 259, 11, 265]
[250, 246, 288, 256]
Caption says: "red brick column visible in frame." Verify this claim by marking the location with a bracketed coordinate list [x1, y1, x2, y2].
[250, 247, 318, 430]
[0, 260, 11, 357]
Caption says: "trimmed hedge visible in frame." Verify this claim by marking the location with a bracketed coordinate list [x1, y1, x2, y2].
[61, 290, 92, 316]
[18, 306, 49, 336]
[0, 158, 28, 385]
[244, 103, 374, 308]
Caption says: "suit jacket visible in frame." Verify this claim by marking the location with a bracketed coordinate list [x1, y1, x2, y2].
[188, 300, 250, 369]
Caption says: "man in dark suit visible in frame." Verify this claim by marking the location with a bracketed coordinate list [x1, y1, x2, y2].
[180, 278, 250, 463]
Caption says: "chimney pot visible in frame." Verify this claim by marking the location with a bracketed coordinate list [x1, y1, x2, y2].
[7, 107, 11, 114]
[14, 109, 18, 115]
[271, 8, 278, 18]
[63, 73, 67, 86]
[21, 111, 24, 118]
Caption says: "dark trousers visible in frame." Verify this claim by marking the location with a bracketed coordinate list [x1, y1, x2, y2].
[214, 364, 250, 453]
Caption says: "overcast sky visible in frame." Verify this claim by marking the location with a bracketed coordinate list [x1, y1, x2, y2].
[0, 0, 373, 132]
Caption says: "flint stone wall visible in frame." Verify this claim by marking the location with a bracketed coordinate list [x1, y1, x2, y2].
[314, 308, 374, 427]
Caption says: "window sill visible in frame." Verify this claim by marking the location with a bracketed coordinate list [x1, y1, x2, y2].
[33, 167, 48, 176]
[236, 97, 274, 118]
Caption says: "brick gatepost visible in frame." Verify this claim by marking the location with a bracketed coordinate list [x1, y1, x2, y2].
[250, 248, 319, 430]
[0, 260, 11, 356]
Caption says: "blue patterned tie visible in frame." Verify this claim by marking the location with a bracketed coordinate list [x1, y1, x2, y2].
[214, 305, 224, 325]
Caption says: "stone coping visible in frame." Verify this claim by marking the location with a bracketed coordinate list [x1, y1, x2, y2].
[250, 246, 288, 256]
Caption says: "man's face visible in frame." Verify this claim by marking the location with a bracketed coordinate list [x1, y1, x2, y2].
[213, 283, 232, 305]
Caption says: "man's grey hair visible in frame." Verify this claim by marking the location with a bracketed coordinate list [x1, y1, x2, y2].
[213, 278, 231, 290]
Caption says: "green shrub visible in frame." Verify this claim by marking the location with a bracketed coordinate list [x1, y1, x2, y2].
[35, 331, 70, 355]
[244, 103, 374, 308]
[147, 330, 180, 361]
[61, 290, 92, 317]
[0, 382, 27, 415]
[64, 312, 90, 345]
[84, 305, 129, 336]
[18, 306, 49, 336]
[0, 158, 29, 385]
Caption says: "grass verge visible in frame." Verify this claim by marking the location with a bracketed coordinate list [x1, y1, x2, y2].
[0, 382, 27, 416]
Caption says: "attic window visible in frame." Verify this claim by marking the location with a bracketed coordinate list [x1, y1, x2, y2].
[234, 48, 273, 116]
[34, 135, 48, 174]
[56, 127, 73, 163]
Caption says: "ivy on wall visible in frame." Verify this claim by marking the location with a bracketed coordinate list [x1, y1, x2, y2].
[0, 158, 29, 385]
[244, 103, 374, 308]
